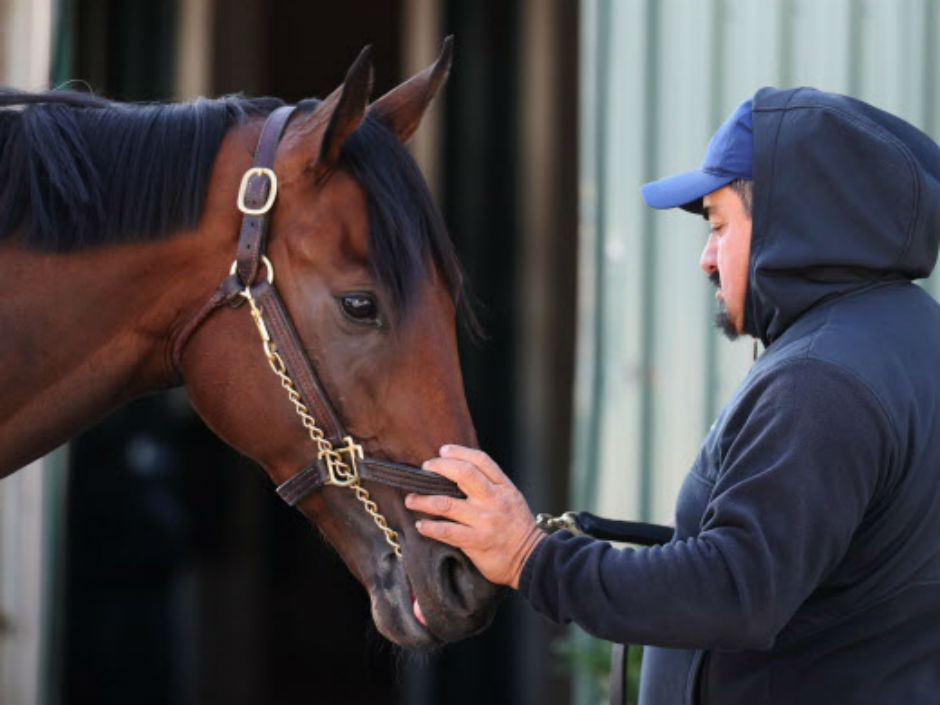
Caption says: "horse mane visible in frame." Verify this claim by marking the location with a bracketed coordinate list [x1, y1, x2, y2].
[0, 89, 474, 329]
[0, 88, 283, 251]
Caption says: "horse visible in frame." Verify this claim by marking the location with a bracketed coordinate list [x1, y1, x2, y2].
[0, 37, 504, 650]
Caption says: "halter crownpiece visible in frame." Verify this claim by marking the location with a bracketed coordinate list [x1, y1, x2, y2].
[174, 104, 462, 560]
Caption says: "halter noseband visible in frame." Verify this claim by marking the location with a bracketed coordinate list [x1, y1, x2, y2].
[173, 105, 461, 558]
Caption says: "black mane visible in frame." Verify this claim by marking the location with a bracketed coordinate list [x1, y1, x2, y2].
[0, 89, 282, 251]
[0, 89, 471, 326]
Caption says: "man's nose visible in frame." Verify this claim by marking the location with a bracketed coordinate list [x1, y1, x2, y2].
[699, 235, 718, 274]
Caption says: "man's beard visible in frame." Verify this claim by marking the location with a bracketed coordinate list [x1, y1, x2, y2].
[709, 271, 739, 341]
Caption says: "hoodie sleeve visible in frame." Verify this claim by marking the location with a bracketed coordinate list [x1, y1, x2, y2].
[518, 358, 894, 650]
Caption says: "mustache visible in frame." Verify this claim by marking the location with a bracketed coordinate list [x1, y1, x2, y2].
[709, 271, 721, 289]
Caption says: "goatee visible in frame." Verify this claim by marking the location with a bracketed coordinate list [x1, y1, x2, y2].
[709, 271, 739, 341]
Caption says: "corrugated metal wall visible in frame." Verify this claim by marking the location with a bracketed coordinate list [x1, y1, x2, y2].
[574, 0, 939, 526]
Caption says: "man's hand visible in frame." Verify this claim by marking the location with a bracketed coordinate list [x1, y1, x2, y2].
[405, 445, 545, 589]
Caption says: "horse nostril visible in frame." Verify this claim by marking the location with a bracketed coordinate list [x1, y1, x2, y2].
[439, 553, 472, 613]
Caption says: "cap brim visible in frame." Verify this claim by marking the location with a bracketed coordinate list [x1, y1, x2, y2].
[641, 169, 735, 213]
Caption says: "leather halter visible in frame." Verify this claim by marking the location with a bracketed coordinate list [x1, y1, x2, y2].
[173, 104, 462, 507]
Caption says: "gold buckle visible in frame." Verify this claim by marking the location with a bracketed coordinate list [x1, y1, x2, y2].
[237, 167, 278, 215]
[322, 436, 364, 487]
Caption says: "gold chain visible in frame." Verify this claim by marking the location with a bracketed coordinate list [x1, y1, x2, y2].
[238, 269, 403, 558]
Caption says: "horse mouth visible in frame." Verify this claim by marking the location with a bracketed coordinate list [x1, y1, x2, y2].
[359, 525, 505, 649]
[369, 564, 445, 650]
[371, 561, 503, 652]
[411, 589, 428, 627]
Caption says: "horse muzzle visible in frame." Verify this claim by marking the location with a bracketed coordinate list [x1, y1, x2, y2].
[366, 531, 506, 650]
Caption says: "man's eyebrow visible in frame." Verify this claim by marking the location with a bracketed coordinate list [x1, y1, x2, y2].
[701, 205, 712, 220]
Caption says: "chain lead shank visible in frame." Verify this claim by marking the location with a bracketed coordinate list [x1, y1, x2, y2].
[238, 267, 403, 558]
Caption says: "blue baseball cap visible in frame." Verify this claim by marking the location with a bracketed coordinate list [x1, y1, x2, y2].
[642, 98, 753, 213]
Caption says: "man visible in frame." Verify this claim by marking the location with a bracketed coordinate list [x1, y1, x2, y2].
[406, 87, 940, 704]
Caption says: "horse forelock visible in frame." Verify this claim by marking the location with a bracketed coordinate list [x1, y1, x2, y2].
[339, 114, 478, 336]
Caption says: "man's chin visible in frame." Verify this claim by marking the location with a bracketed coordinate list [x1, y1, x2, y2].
[715, 310, 740, 341]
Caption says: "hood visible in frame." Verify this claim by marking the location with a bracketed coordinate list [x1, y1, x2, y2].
[745, 87, 940, 345]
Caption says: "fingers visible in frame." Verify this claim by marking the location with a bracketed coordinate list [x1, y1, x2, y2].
[439, 444, 509, 484]
[422, 456, 492, 497]
[405, 492, 475, 525]
[414, 518, 477, 549]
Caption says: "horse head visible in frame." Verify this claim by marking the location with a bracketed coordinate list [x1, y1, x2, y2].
[177, 39, 505, 649]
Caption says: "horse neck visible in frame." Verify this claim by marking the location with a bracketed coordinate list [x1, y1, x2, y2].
[0, 118, 260, 476]
[0, 229, 228, 474]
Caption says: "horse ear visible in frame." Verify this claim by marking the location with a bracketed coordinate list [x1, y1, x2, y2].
[313, 45, 374, 181]
[367, 35, 453, 144]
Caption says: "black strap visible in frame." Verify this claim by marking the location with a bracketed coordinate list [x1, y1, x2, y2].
[609, 643, 627, 705]
[575, 512, 674, 545]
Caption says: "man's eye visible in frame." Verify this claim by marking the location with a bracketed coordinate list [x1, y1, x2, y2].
[340, 294, 380, 324]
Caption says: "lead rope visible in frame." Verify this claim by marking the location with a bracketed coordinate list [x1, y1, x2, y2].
[237, 259, 403, 558]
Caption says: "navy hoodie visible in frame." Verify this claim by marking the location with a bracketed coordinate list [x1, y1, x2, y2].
[519, 87, 940, 705]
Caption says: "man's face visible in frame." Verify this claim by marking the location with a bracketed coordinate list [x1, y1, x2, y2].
[700, 185, 752, 339]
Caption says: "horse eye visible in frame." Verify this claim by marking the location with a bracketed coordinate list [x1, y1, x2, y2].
[340, 294, 379, 323]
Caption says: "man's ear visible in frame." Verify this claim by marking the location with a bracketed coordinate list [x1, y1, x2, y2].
[367, 36, 453, 144]
[309, 45, 374, 182]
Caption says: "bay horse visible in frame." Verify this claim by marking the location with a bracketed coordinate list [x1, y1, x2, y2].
[0, 38, 503, 649]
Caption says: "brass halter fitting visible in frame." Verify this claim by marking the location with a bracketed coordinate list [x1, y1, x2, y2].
[237, 167, 278, 215]
[322, 436, 365, 487]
